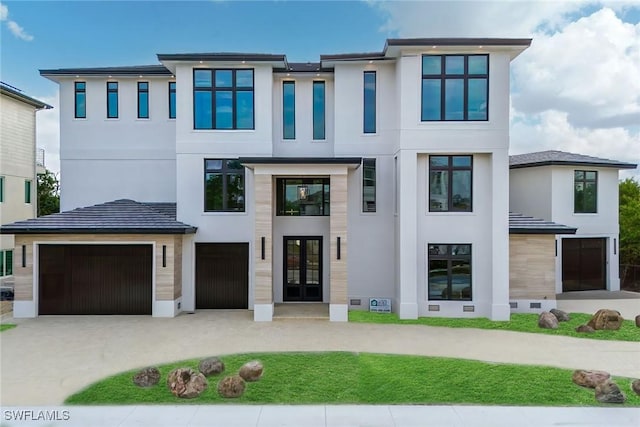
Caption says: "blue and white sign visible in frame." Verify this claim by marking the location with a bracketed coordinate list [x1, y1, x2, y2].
[369, 298, 391, 313]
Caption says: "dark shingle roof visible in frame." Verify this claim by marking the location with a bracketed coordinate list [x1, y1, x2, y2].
[510, 151, 637, 170]
[509, 213, 577, 234]
[40, 65, 172, 77]
[0, 200, 196, 235]
[0, 82, 52, 109]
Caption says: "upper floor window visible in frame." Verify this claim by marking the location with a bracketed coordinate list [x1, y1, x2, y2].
[277, 178, 330, 216]
[283, 81, 296, 140]
[312, 81, 325, 140]
[194, 69, 254, 130]
[422, 55, 488, 121]
[74, 82, 86, 118]
[429, 155, 472, 212]
[107, 82, 118, 118]
[137, 82, 149, 119]
[428, 244, 472, 301]
[204, 159, 245, 212]
[169, 82, 176, 119]
[363, 71, 376, 133]
[24, 180, 32, 204]
[574, 170, 597, 213]
[0, 176, 4, 203]
[362, 158, 376, 212]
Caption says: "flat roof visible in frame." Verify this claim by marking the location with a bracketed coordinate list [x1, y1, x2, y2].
[239, 157, 362, 165]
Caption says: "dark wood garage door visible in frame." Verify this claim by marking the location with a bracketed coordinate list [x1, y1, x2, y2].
[562, 238, 606, 292]
[39, 244, 152, 315]
[196, 243, 248, 309]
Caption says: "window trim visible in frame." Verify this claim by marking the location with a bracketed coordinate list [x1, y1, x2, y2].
[428, 155, 473, 212]
[137, 81, 149, 119]
[312, 81, 326, 140]
[74, 81, 86, 119]
[106, 81, 119, 119]
[203, 159, 246, 212]
[24, 179, 32, 204]
[574, 170, 598, 214]
[363, 71, 376, 134]
[282, 80, 296, 140]
[428, 243, 472, 301]
[362, 158, 376, 213]
[168, 81, 176, 119]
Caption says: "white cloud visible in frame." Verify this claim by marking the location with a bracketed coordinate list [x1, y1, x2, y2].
[0, 3, 8, 21]
[36, 93, 60, 175]
[0, 2, 34, 41]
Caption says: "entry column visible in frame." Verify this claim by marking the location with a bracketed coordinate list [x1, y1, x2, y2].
[254, 173, 273, 321]
[329, 172, 348, 321]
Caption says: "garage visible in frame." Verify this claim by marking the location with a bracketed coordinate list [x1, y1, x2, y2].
[562, 238, 606, 292]
[196, 243, 248, 309]
[39, 244, 152, 315]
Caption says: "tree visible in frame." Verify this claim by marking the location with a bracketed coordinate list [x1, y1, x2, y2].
[37, 169, 60, 217]
[619, 177, 640, 266]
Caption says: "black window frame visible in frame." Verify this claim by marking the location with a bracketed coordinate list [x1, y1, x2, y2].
[282, 80, 296, 140]
[362, 158, 376, 212]
[429, 155, 473, 212]
[574, 170, 598, 213]
[74, 81, 86, 119]
[312, 81, 326, 140]
[106, 81, 119, 119]
[276, 178, 330, 216]
[193, 68, 255, 130]
[363, 71, 376, 133]
[428, 244, 472, 301]
[168, 81, 176, 119]
[0, 176, 4, 203]
[204, 159, 246, 212]
[137, 81, 149, 119]
[24, 179, 32, 204]
[421, 54, 489, 122]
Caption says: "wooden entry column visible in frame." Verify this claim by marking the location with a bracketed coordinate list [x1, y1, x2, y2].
[254, 173, 274, 321]
[329, 173, 348, 321]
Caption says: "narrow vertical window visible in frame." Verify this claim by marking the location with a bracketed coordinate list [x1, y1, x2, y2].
[5, 250, 12, 276]
[363, 71, 376, 133]
[362, 158, 376, 212]
[283, 81, 296, 140]
[74, 82, 86, 118]
[0, 176, 4, 202]
[137, 82, 149, 119]
[24, 180, 31, 204]
[574, 170, 597, 213]
[169, 82, 176, 119]
[312, 81, 325, 140]
[107, 82, 118, 118]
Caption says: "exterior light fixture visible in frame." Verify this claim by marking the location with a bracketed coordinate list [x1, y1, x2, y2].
[297, 185, 309, 200]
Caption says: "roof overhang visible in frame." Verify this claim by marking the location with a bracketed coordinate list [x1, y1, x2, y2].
[0, 228, 197, 235]
[39, 66, 174, 83]
[510, 161, 638, 170]
[384, 38, 532, 60]
[157, 53, 287, 74]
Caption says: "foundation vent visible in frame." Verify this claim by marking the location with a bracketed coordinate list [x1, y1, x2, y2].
[530, 302, 542, 309]
[428, 305, 440, 311]
[350, 299, 361, 306]
[463, 305, 475, 312]
[509, 302, 518, 309]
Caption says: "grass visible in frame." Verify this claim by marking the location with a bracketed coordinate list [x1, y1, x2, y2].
[65, 352, 640, 406]
[349, 311, 640, 342]
[0, 324, 16, 332]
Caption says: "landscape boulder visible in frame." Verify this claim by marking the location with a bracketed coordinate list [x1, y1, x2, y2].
[538, 312, 558, 329]
[575, 324, 595, 334]
[217, 375, 246, 398]
[587, 309, 624, 331]
[632, 379, 640, 396]
[572, 370, 610, 388]
[550, 308, 570, 322]
[132, 367, 161, 388]
[635, 315, 640, 328]
[595, 380, 626, 404]
[198, 357, 225, 377]
[239, 360, 264, 382]
[167, 367, 208, 399]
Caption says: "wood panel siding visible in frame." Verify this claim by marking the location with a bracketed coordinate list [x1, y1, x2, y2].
[254, 174, 273, 304]
[173, 235, 183, 300]
[509, 235, 556, 300]
[195, 243, 248, 309]
[330, 173, 348, 304]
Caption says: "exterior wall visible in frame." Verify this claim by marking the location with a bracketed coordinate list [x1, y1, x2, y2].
[509, 234, 557, 312]
[509, 167, 553, 221]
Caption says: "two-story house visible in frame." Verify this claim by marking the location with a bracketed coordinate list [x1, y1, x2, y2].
[5, 37, 596, 322]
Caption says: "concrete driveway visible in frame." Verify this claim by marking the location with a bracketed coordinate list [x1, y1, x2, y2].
[1, 310, 639, 406]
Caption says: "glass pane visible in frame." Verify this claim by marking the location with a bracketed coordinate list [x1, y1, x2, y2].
[450, 259, 471, 300]
[235, 91, 254, 129]
[169, 91, 176, 118]
[467, 78, 487, 120]
[287, 240, 300, 285]
[236, 70, 253, 88]
[283, 82, 295, 139]
[107, 82, 118, 90]
[430, 170, 448, 211]
[138, 92, 149, 118]
[452, 244, 471, 255]
[0, 252, 3, 277]
[445, 56, 464, 74]
[452, 170, 471, 211]
[575, 170, 584, 180]
[5, 250, 12, 276]
[215, 70, 232, 87]
[421, 79, 441, 121]
[75, 82, 85, 90]
[586, 171, 597, 180]
[306, 240, 320, 284]
[428, 244, 449, 255]
[362, 158, 376, 212]
[324, 183, 330, 216]
[313, 82, 325, 139]
[107, 92, 118, 118]
[422, 56, 441, 75]
[584, 181, 597, 212]
[226, 159, 243, 170]
[468, 56, 488, 74]
[430, 156, 448, 168]
[452, 156, 471, 167]
[194, 91, 212, 129]
[215, 91, 233, 129]
[138, 82, 148, 90]
[444, 79, 464, 120]
[205, 173, 223, 211]
[205, 159, 223, 170]
[428, 259, 448, 300]
[194, 70, 212, 87]
[364, 72, 376, 133]
[226, 173, 245, 211]
[75, 93, 86, 118]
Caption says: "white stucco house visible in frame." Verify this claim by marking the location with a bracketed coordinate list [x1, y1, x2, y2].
[2, 38, 635, 321]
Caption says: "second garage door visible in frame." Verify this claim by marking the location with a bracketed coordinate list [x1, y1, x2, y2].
[196, 243, 248, 309]
[562, 238, 606, 292]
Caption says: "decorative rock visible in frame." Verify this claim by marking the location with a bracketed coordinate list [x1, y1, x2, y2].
[632, 379, 640, 396]
[538, 312, 559, 329]
[572, 370, 611, 388]
[550, 308, 570, 322]
[167, 368, 208, 399]
[217, 375, 245, 398]
[595, 380, 626, 404]
[587, 309, 624, 331]
[239, 360, 264, 382]
[575, 324, 595, 334]
[132, 367, 161, 388]
[198, 357, 225, 377]
[635, 315, 640, 328]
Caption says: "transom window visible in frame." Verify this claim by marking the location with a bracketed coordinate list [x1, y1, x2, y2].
[428, 244, 472, 301]
[276, 178, 330, 216]
[194, 69, 254, 130]
[429, 155, 472, 212]
[574, 170, 597, 213]
[422, 55, 488, 121]
[204, 159, 245, 212]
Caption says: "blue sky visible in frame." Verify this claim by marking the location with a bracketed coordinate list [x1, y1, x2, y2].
[1, 1, 639, 176]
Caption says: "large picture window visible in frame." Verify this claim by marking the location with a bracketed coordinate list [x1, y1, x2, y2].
[574, 170, 597, 213]
[204, 159, 245, 212]
[422, 55, 488, 121]
[193, 69, 254, 130]
[429, 155, 472, 212]
[276, 178, 329, 216]
[74, 82, 86, 118]
[362, 158, 376, 212]
[428, 244, 471, 301]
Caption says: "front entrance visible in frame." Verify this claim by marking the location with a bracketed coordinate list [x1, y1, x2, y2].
[283, 236, 322, 301]
[562, 238, 606, 292]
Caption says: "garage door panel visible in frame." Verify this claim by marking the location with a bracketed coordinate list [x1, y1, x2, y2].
[196, 243, 248, 309]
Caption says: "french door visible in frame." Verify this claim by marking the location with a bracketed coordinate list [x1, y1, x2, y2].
[283, 236, 322, 301]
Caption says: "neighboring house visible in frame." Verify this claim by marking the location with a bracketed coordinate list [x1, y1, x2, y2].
[0, 82, 52, 286]
[510, 151, 637, 299]
[4, 37, 601, 321]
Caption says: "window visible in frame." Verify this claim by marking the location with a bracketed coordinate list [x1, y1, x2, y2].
[428, 244, 471, 301]
[74, 82, 86, 118]
[0, 176, 4, 202]
[193, 69, 254, 129]
[169, 82, 176, 119]
[107, 82, 118, 118]
[429, 155, 472, 212]
[363, 71, 376, 133]
[575, 170, 597, 213]
[362, 158, 376, 212]
[312, 81, 325, 140]
[24, 180, 31, 204]
[204, 159, 245, 212]
[136, 82, 149, 119]
[422, 55, 488, 121]
[283, 81, 295, 139]
[277, 178, 330, 216]
[0, 250, 12, 277]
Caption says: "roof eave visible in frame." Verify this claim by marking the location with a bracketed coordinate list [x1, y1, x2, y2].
[509, 228, 577, 235]
[0, 87, 52, 110]
[510, 161, 638, 170]
[0, 227, 197, 235]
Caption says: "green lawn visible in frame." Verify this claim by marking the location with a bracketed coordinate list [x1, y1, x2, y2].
[65, 352, 640, 406]
[349, 311, 640, 342]
[0, 324, 16, 332]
